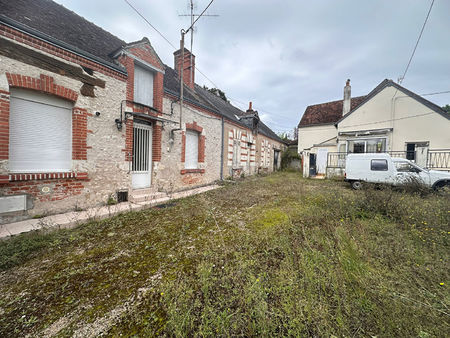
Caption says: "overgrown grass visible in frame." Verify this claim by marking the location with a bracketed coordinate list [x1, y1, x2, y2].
[0, 172, 449, 337]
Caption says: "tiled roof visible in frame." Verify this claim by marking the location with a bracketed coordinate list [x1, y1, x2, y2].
[163, 66, 283, 142]
[298, 96, 366, 127]
[0, 0, 126, 65]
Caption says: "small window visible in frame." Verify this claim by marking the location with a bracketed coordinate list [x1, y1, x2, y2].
[134, 64, 154, 107]
[371, 159, 388, 171]
[185, 130, 199, 169]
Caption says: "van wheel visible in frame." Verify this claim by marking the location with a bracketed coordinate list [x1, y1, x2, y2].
[433, 181, 449, 192]
[351, 181, 362, 190]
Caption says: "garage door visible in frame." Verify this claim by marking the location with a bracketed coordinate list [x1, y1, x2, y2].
[9, 89, 73, 172]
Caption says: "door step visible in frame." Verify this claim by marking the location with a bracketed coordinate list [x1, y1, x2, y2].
[129, 188, 167, 204]
[311, 174, 326, 179]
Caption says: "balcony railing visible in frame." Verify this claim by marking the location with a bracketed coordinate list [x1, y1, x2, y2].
[327, 150, 450, 170]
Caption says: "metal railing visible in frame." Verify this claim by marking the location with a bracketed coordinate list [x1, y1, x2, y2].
[327, 150, 450, 170]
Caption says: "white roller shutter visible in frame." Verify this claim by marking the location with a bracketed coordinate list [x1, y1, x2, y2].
[134, 64, 154, 107]
[9, 89, 72, 172]
[185, 130, 199, 169]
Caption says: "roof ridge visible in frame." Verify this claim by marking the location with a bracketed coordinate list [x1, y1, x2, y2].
[307, 95, 367, 108]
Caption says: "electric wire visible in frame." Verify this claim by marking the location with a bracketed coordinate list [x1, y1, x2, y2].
[392, 0, 435, 100]
[399, 0, 435, 84]
[123, 0, 286, 128]
[298, 111, 436, 132]
[123, 0, 177, 49]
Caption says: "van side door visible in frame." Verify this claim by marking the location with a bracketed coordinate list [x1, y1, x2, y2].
[369, 158, 395, 184]
[393, 161, 430, 186]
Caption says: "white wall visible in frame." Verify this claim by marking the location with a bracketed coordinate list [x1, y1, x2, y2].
[297, 124, 337, 152]
[338, 85, 450, 151]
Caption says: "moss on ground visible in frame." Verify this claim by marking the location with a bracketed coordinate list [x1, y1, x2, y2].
[0, 172, 449, 337]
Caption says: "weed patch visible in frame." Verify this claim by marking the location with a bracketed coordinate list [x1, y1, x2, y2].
[0, 172, 448, 337]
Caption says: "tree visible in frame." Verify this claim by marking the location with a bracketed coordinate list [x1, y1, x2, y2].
[442, 104, 450, 113]
[203, 85, 229, 102]
[277, 132, 289, 141]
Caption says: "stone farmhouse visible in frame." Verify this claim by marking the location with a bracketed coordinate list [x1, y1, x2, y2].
[0, 0, 284, 222]
[298, 79, 450, 177]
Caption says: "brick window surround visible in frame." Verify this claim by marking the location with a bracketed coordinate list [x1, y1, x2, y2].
[181, 121, 206, 174]
[122, 118, 162, 162]
[0, 73, 90, 183]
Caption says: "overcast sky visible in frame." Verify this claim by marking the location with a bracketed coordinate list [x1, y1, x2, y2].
[54, 0, 450, 135]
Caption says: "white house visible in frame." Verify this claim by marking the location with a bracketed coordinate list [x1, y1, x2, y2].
[298, 79, 450, 177]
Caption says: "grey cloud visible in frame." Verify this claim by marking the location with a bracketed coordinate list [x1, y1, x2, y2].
[54, 0, 450, 133]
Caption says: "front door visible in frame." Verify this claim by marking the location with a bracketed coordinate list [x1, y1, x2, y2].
[132, 121, 152, 189]
[316, 148, 328, 174]
[273, 150, 280, 171]
[309, 153, 317, 176]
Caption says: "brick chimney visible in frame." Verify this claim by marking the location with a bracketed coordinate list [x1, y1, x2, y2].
[342, 79, 351, 116]
[174, 48, 195, 89]
[241, 101, 260, 132]
[246, 101, 253, 113]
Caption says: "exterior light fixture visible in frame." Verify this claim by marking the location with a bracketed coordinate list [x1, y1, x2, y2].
[115, 118, 123, 131]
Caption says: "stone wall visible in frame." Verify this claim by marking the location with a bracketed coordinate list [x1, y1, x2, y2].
[0, 35, 129, 221]
[155, 96, 222, 192]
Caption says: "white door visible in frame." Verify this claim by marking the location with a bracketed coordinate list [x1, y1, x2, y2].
[415, 145, 428, 168]
[132, 121, 152, 189]
[316, 148, 328, 174]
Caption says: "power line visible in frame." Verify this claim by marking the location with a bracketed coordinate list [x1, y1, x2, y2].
[421, 90, 450, 97]
[123, 0, 177, 49]
[123, 0, 288, 125]
[398, 0, 435, 84]
[299, 111, 436, 132]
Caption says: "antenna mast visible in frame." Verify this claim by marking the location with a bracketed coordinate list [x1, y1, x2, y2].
[179, 0, 218, 87]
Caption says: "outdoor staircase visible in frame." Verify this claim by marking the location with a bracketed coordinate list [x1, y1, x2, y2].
[129, 188, 167, 204]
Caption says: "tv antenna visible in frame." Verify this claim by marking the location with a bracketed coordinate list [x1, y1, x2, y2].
[179, 0, 218, 85]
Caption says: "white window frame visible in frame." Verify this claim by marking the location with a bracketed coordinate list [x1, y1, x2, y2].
[134, 63, 154, 107]
[9, 89, 73, 173]
[185, 129, 199, 169]
[346, 136, 388, 153]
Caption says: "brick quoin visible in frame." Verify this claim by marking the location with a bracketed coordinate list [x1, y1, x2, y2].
[72, 107, 89, 160]
[0, 90, 10, 160]
[181, 131, 186, 163]
[152, 123, 162, 162]
[0, 24, 127, 81]
[123, 119, 134, 162]
[6, 73, 78, 102]
[199, 135, 206, 163]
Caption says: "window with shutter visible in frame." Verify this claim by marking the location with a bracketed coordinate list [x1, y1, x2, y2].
[9, 89, 72, 172]
[185, 130, 199, 169]
[134, 64, 154, 107]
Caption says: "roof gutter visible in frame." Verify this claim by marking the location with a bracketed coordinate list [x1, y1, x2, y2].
[0, 15, 127, 75]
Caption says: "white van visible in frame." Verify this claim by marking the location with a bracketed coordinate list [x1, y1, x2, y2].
[345, 153, 450, 190]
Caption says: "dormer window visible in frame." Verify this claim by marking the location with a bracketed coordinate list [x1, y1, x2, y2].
[134, 63, 154, 107]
